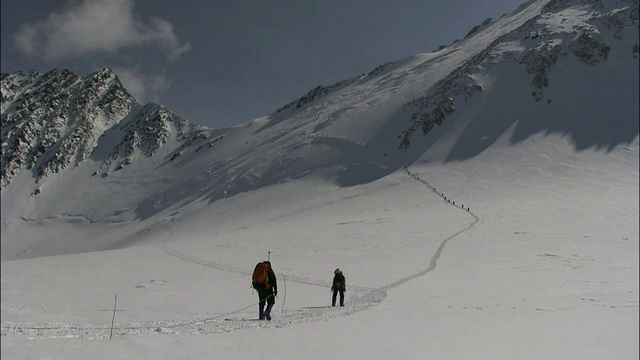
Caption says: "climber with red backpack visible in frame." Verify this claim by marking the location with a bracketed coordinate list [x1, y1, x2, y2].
[252, 260, 278, 320]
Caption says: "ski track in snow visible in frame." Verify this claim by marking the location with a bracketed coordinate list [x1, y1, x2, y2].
[1, 168, 479, 340]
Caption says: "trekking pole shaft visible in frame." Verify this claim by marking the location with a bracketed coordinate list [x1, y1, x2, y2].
[110, 294, 117, 340]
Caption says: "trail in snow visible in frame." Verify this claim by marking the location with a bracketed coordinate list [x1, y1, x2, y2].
[155, 245, 374, 292]
[1, 168, 479, 339]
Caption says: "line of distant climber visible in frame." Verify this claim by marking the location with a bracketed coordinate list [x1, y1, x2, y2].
[403, 166, 470, 212]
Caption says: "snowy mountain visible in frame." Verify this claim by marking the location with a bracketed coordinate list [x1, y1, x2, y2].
[1, 68, 137, 188]
[1, 0, 638, 260]
[1, 1, 638, 358]
[1, 68, 215, 189]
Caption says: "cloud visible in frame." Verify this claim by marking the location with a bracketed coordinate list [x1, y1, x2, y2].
[12, 0, 191, 61]
[112, 67, 146, 101]
[148, 73, 172, 102]
[113, 67, 173, 104]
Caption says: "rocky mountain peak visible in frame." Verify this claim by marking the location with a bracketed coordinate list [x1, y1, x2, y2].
[1, 67, 142, 188]
[397, 0, 639, 149]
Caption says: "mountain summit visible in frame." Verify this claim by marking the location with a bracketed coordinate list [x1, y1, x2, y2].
[1, 0, 638, 259]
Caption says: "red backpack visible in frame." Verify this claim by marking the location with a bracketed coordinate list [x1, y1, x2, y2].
[252, 261, 271, 289]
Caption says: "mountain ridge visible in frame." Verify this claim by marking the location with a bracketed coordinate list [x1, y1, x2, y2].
[1, 0, 638, 260]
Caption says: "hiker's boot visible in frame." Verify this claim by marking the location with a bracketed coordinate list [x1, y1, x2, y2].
[265, 303, 273, 321]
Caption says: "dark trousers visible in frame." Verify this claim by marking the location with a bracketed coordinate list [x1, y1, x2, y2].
[257, 287, 275, 320]
[332, 289, 344, 306]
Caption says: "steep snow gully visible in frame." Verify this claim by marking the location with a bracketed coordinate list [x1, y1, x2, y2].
[1, 169, 479, 339]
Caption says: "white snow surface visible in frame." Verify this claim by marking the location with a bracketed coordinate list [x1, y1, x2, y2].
[2, 135, 638, 359]
[1, 0, 639, 359]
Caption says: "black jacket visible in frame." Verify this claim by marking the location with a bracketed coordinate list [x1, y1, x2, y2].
[268, 268, 277, 292]
[332, 272, 346, 292]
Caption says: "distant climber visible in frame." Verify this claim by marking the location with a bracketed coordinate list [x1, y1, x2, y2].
[331, 268, 346, 307]
[252, 261, 277, 320]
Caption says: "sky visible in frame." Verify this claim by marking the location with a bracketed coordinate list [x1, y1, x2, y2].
[1, 0, 639, 358]
[1, 0, 525, 129]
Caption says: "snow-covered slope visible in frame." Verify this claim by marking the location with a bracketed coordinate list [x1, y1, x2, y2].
[1, 1, 638, 359]
[1, 0, 638, 260]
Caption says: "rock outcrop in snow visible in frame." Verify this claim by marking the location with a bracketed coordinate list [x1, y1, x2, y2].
[0, 68, 216, 188]
[1, 68, 138, 187]
[398, 0, 639, 149]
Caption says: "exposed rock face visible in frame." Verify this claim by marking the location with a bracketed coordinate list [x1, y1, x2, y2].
[1, 0, 638, 259]
[1, 68, 215, 188]
[397, 0, 639, 149]
[1, 68, 138, 187]
[2, 0, 637, 190]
